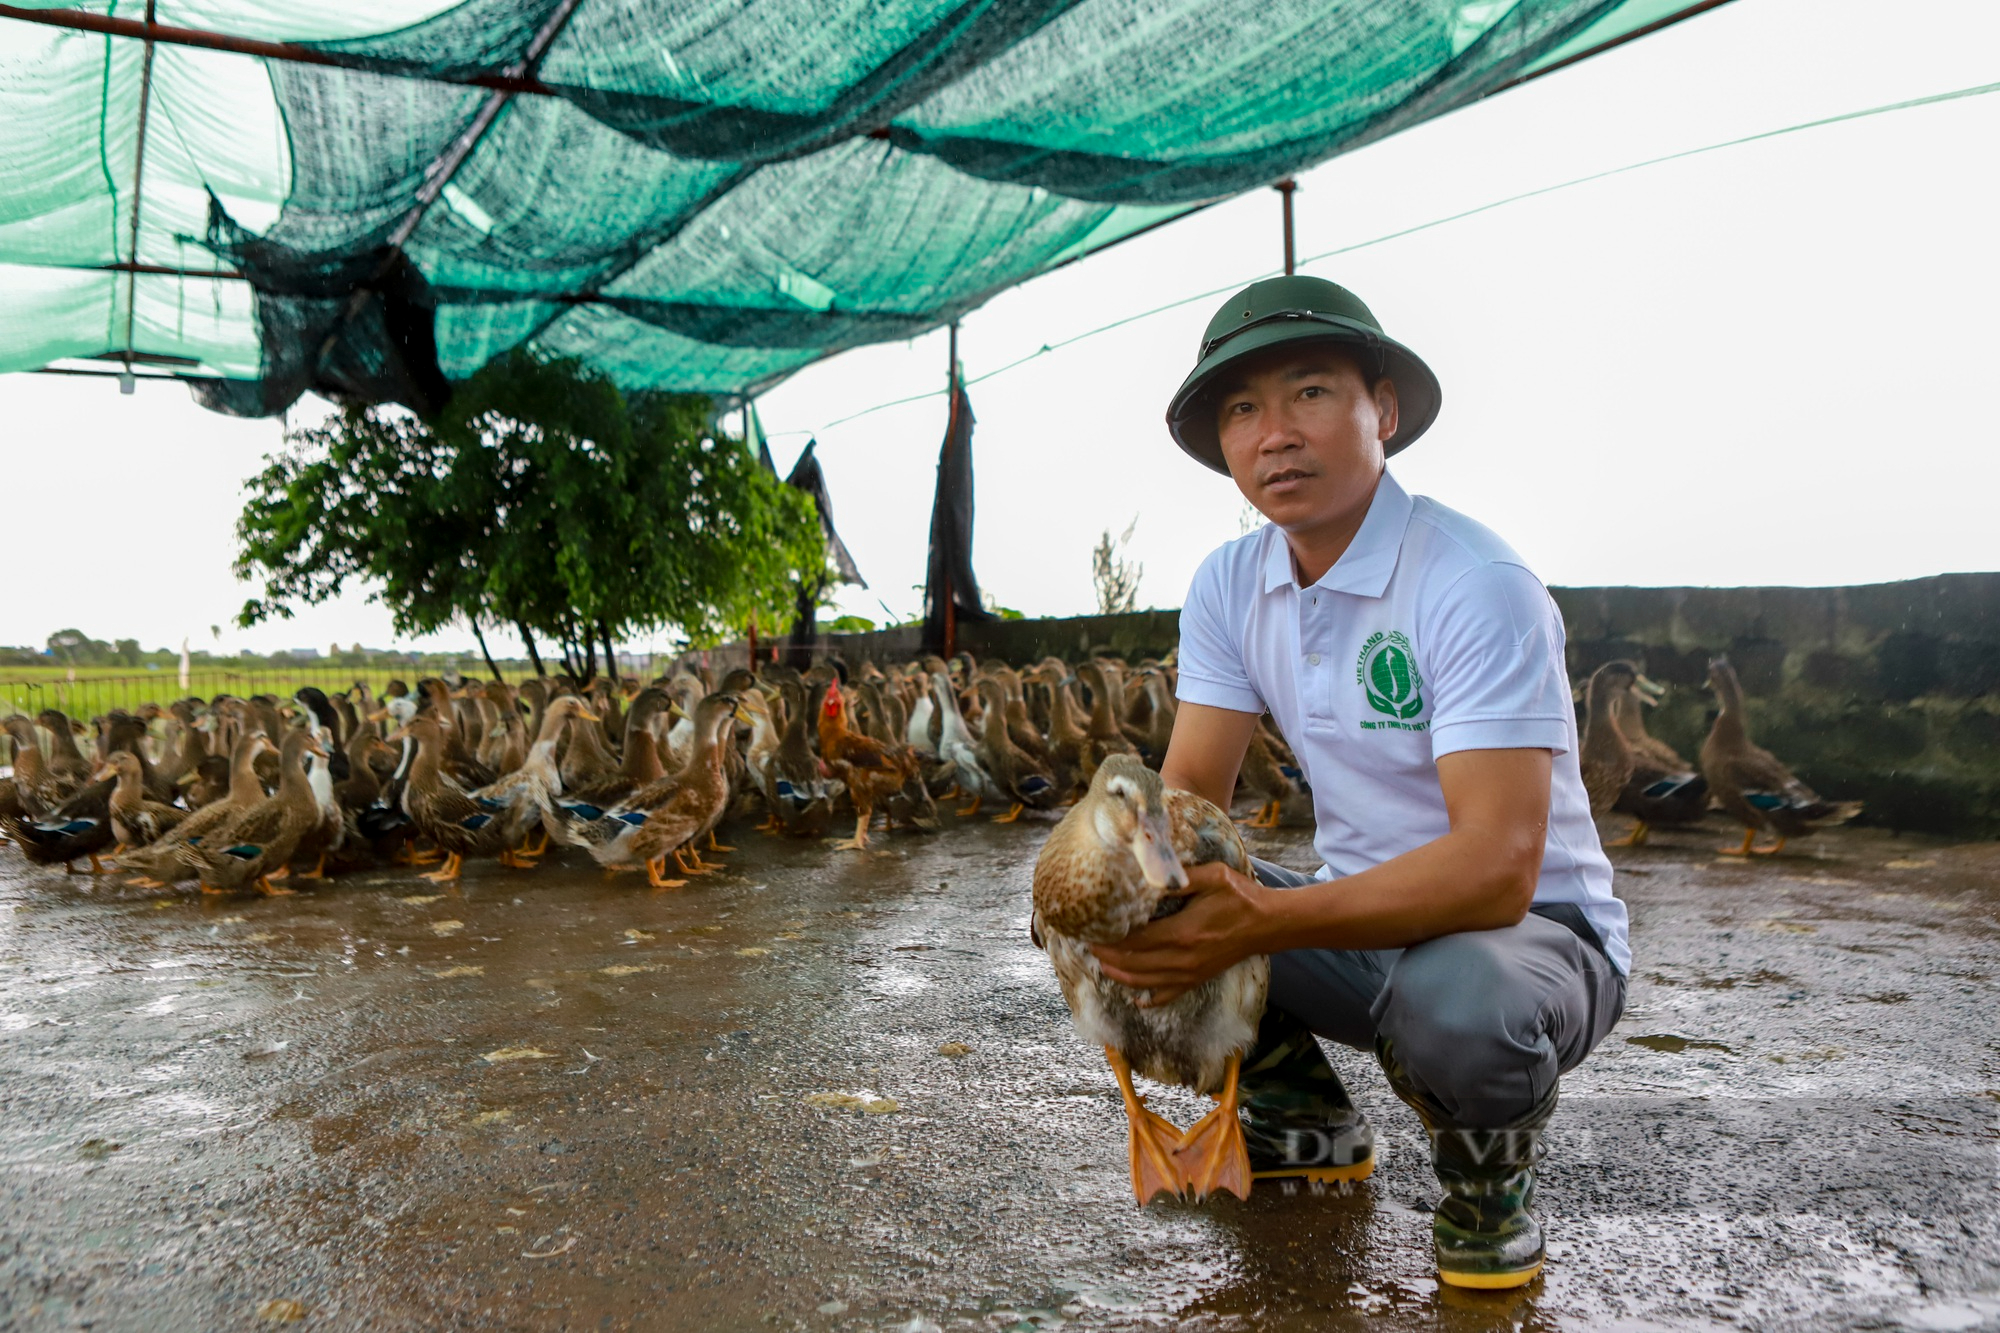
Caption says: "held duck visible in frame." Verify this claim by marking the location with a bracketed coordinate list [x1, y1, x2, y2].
[1032, 755, 1267, 1204]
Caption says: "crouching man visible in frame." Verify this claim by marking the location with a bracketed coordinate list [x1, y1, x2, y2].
[1092, 276, 1628, 1289]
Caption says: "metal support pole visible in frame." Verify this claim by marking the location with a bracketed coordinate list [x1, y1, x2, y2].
[941, 322, 960, 662]
[0, 4, 553, 96]
[120, 0, 159, 391]
[1275, 179, 1297, 276]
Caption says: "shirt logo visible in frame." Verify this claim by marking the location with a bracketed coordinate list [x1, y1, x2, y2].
[1358, 630, 1427, 730]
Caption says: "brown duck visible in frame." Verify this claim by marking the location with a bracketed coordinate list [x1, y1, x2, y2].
[1607, 672, 1707, 844]
[974, 678, 1059, 823]
[1022, 663, 1092, 797]
[1074, 662, 1141, 776]
[396, 713, 542, 884]
[36, 709, 94, 787]
[7, 712, 152, 874]
[1032, 755, 1266, 1205]
[1700, 657, 1861, 855]
[189, 728, 328, 895]
[1237, 726, 1309, 830]
[95, 751, 188, 853]
[121, 732, 277, 889]
[2, 714, 87, 825]
[552, 694, 742, 888]
[1580, 661, 1640, 822]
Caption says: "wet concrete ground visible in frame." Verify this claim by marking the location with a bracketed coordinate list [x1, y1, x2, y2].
[1, 814, 1996, 1332]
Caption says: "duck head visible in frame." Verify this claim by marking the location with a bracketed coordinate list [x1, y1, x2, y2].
[1087, 754, 1186, 893]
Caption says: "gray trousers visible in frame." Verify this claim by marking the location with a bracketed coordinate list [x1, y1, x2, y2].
[1251, 858, 1627, 1129]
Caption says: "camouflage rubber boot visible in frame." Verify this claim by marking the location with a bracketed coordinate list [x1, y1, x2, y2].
[1377, 1035, 1554, 1289]
[1240, 1008, 1375, 1184]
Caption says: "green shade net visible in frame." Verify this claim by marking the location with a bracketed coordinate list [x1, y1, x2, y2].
[0, 0, 1709, 412]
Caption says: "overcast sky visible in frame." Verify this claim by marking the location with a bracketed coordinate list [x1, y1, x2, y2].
[4, 0, 1996, 658]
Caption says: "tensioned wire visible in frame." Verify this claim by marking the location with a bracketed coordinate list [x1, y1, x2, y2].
[764, 75, 2000, 441]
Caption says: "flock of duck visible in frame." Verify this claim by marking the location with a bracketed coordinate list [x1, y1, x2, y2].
[0, 655, 1240, 895]
[0, 647, 1866, 1212]
[1580, 655, 1861, 855]
[0, 650, 1862, 901]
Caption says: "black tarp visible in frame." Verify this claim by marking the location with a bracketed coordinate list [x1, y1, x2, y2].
[195, 196, 451, 419]
[785, 441, 864, 588]
[784, 438, 865, 664]
[921, 381, 992, 654]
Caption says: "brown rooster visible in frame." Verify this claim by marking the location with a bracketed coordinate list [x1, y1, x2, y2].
[817, 683, 910, 851]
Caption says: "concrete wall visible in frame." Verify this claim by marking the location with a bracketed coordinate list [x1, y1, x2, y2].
[1549, 576, 2000, 837]
[719, 574, 2000, 836]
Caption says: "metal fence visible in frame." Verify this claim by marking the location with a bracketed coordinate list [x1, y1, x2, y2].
[0, 658, 696, 766]
[2, 666, 457, 724]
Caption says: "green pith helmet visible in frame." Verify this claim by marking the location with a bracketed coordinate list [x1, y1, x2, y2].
[1165, 275, 1443, 475]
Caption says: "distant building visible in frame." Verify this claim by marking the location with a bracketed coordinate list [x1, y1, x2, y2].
[287, 648, 323, 660]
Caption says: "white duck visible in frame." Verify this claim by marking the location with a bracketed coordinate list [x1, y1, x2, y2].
[928, 662, 1000, 817]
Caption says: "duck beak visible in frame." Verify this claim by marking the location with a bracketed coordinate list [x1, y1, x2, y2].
[91, 764, 116, 782]
[176, 770, 201, 788]
[1129, 815, 1187, 893]
[1634, 674, 1668, 701]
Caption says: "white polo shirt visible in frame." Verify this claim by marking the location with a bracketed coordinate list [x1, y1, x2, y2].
[1176, 469, 1629, 974]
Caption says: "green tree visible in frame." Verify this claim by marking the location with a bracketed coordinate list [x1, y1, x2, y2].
[234, 352, 821, 681]
[46, 628, 112, 665]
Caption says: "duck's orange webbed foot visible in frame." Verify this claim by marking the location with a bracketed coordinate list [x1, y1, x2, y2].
[1105, 1047, 1185, 1206]
[1172, 1052, 1251, 1202]
[1604, 819, 1650, 848]
[1717, 828, 1758, 857]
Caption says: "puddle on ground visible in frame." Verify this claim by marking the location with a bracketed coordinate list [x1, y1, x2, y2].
[1626, 1034, 1736, 1055]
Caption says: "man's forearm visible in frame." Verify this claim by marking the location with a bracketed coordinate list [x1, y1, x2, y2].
[1251, 825, 1541, 955]
[1159, 759, 1233, 814]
